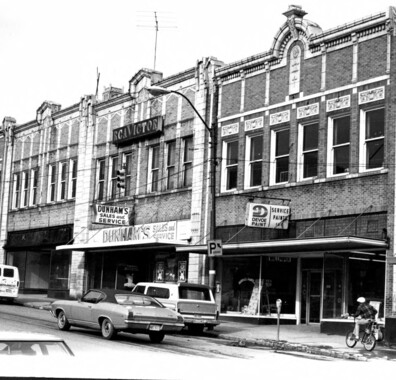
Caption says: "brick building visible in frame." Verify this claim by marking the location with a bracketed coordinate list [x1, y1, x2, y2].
[2, 4, 396, 341]
[0, 59, 221, 299]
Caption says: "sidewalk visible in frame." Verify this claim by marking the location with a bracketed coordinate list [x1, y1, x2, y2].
[12, 294, 396, 362]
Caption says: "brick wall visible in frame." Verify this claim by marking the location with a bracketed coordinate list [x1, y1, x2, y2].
[358, 36, 387, 81]
[326, 46, 353, 89]
[221, 81, 241, 117]
[244, 73, 266, 111]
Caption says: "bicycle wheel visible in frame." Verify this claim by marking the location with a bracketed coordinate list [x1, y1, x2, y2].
[363, 333, 376, 351]
[345, 331, 357, 348]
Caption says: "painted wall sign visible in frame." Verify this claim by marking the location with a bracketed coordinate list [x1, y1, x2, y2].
[112, 116, 163, 144]
[245, 203, 290, 229]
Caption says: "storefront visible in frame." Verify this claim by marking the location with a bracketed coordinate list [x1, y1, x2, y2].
[55, 220, 195, 297]
[179, 236, 387, 327]
[4, 226, 73, 294]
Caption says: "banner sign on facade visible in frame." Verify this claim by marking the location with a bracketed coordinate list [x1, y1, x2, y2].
[93, 205, 131, 226]
[88, 220, 192, 244]
[112, 116, 163, 144]
[245, 203, 290, 229]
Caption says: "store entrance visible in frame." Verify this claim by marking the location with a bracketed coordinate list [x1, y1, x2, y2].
[301, 270, 322, 324]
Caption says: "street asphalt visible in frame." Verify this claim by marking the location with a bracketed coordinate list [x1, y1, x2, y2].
[8, 294, 396, 362]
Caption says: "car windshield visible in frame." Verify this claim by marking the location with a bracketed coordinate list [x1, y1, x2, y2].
[115, 294, 163, 307]
[179, 286, 211, 301]
[0, 341, 72, 356]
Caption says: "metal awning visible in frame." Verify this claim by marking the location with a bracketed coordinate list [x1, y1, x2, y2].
[56, 238, 188, 252]
[175, 236, 388, 256]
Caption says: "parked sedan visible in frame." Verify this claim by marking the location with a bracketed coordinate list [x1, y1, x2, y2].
[50, 289, 184, 343]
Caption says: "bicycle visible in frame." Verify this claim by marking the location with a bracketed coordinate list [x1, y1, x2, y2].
[345, 319, 379, 351]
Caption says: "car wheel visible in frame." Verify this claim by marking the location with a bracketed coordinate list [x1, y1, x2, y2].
[57, 310, 71, 331]
[101, 318, 117, 340]
[149, 331, 165, 343]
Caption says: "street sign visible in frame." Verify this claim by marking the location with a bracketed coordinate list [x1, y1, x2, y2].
[207, 239, 222, 256]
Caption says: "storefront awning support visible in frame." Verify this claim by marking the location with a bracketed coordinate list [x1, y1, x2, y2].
[297, 210, 331, 239]
[337, 205, 373, 236]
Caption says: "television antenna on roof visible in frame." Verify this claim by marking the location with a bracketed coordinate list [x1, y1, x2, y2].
[137, 11, 177, 70]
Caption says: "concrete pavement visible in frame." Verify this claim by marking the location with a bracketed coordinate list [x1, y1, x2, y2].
[10, 294, 396, 362]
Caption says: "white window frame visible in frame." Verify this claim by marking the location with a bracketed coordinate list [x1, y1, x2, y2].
[48, 164, 56, 202]
[30, 168, 39, 206]
[221, 139, 239, 192]
[58, 162, 67, 201]
[182, 137, 193, 188]
[97, 159, 106, 201]
[68, 159, 77, 199]
[327, 115, 350, 177]
[359, 107, 385, 173]
[297, 122, 319, 182]
[244, 134, 263, 189]
[13, 173, 21, 209]
[147, 145, 160, 193]
[166, 140, 176, 190]
[270, 129, 289, 185]
[21, 171, 29, 207]
[110, 156, 119, 199]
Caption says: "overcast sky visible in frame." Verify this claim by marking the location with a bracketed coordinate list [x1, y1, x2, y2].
[1, 0, 394, 124]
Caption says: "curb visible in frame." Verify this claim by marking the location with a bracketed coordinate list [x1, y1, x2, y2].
[217, 334, 368, 361]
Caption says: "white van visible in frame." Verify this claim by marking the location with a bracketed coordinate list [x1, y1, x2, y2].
[132, 282, 220, 333]
[0, 265, 20, 301]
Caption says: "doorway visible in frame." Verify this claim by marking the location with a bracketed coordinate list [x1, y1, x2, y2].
[301, 270, 322, 324]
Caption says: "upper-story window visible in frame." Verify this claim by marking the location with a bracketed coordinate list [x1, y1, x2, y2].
[360, 108, 384, 171]
[110, 156, 119, 199]
[69, 159, 77, 199]
[222, 140, 238, 191]
[50, 126, 58, 150]
[48, 164, 56, 202]
[58, 162, 67, 201]
[298, 123, 319, 181]
[148, 145, 160, 193]
[13, 173, 20, 209]
[271, 129, 289, 184]
[124, 153, 133, 196]
[22, 171, 29, 207]
[97, 159, 106, 201]
[245, 135, 263, 188]
[30, 168, 39, 206]
[166, 141, 176, 190]
[182, 137, 193, 188]
[327, 115, 350, 176]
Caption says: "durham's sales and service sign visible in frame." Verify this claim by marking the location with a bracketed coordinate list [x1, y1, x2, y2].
[245, 203, 290, 229]
[93, 205, 131, 226]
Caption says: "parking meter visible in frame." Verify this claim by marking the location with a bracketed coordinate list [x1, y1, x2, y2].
[276, 299, 282, 340]
[276, 299, 282, 315]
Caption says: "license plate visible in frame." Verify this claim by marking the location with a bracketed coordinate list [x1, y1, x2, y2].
[149, 325, 161, 331]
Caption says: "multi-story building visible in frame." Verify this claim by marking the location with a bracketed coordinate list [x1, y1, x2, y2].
[2, 4, 396, 342]
[0, 58, 222, 299]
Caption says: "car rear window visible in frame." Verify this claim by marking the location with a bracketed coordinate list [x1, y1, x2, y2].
[179, 287, 211, 301]
[115, 294, 162, 307]
[3, 268, 14, 278]
[146, 287, 170, 299]
[133, 285, 146, 294]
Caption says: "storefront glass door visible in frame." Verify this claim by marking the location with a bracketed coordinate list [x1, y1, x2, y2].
[301, 270, 322, 324]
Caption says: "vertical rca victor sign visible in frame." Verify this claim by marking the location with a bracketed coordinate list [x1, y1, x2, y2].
[245, 203, 290, 229]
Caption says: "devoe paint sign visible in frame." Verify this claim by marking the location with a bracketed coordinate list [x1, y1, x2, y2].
[93, 205, 131, 226]
[245, 203, 290, 230]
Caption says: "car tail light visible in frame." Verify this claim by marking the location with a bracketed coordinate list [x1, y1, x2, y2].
[127, 311, 134, 319]
[177, 315, 184, 323]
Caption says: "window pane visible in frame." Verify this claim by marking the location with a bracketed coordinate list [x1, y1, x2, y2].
[303, 151, 318, 178]
[227, 141, 238, 165]
[250, 161, 262, 187]
[303, 124, 318, 151]
[276, 156, 289, 183]
[276, 130, 289, 156]
[168, 141, 176, 166]
[333, 116, 350, 145]
[183, 163, 192, 187]
[366, 109, 384, 139]
[366, 140, 384, 169]
[333, 146, 349, 174]
[184, 138, 193, 162]
[227, 166, 238, 190]
[250, 136, 263, 161]
[152, 146, 160, 169]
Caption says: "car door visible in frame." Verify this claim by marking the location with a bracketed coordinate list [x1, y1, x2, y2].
[70, 290, 103, 327]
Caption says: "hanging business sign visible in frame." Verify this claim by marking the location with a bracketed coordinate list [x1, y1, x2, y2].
[245, 203, 290, 230]
[93, 205, 131, 226]
[112, 116, 163, 144]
